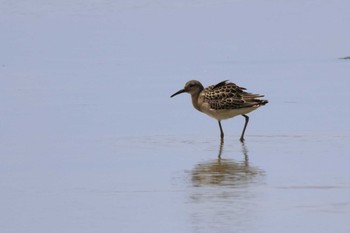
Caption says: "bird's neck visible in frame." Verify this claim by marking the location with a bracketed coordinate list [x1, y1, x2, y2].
[191, 91, 202, 112]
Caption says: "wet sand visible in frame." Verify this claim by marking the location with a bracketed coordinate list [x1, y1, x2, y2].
[1, 1, 350, 232]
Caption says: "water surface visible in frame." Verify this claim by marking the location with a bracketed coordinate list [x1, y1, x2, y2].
[1, 1, 350, 233]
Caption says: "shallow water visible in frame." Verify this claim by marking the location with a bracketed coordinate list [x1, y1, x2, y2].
[1, 1, 350, 232]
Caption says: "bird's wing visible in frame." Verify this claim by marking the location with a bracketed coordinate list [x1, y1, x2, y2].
[204, 81, 267, 110]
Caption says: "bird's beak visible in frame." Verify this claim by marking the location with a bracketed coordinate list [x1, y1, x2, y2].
[170, 89, 186, 98]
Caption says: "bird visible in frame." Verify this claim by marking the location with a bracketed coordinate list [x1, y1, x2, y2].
[170, 80, 268, 142]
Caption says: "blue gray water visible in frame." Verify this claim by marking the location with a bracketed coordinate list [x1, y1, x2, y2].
[1, 1, 350, 232]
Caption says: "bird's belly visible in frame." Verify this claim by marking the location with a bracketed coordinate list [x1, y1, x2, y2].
[202, 107, 257, 120]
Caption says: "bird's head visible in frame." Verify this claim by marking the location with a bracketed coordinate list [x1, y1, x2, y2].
[170, 80, 204, 98]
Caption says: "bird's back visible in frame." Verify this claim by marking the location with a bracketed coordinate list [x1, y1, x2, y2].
[202, 80, 268, 110]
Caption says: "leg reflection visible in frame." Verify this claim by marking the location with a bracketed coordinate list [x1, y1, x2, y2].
[217, 140, 249, 162]
[241, 142, 249, 165]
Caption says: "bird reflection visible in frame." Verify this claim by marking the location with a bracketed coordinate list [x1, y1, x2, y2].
[188, 142, 264, 233]
[192, 142, 262, 187]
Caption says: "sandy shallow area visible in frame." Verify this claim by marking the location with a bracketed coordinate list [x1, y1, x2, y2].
[1, 1, 350, 232]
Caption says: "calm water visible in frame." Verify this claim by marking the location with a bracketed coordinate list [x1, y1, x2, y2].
[1, 1, 350, 232]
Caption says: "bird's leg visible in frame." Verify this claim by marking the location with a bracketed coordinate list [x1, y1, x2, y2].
[218, 120, 224, 140]
[240, 115, 249, 142]
[217, 140, 224, 158]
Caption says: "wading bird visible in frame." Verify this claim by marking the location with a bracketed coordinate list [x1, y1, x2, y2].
[171, 80, 268, 142]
